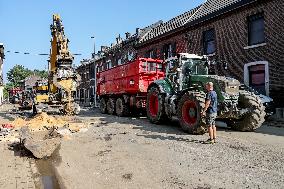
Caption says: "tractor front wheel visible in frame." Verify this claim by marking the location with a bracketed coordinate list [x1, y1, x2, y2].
[229, 91, 265, 131]
[177, 92, 206, 134]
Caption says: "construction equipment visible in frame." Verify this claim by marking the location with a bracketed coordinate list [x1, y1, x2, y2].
[146, 53, 266, 134]
[45, 14, 80, 114]
[33, 80, 49, 104]
[97, 58, 165, 116]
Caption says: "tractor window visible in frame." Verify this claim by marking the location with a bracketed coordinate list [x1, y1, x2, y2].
[192, 59, 208, 75]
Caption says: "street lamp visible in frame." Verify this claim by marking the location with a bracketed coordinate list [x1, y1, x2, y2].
[91, 36, 98, 107]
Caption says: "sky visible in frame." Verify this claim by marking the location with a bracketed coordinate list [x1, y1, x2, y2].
[0, 0, 204, 82]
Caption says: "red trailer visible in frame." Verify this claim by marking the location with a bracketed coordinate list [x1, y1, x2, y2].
[97, 58, 165, 116]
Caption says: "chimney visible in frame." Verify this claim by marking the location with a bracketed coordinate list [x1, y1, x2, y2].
[125, 32, 131, 39]
[101, 46, 108, 52]
[116, 34, 122, 44]
[136, 28, 140, 34]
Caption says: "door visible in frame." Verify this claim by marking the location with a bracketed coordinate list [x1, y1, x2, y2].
[244, 61, 269, 96]
[249, 64, 265, 94]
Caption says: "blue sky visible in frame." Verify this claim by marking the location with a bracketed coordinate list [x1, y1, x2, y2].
[0, 0, 204, 82]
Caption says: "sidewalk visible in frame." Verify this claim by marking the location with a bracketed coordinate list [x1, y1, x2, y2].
[0, 104, 38, 189]
[0, 143, 37, 189]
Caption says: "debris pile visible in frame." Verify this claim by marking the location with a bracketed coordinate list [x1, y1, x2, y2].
[11, 112, 67, 131]
[1, 112, 90, 158]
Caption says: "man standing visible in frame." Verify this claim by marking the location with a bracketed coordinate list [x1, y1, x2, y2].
[202, 82, 218, 144]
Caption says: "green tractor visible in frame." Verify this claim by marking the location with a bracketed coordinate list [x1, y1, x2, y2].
[146, 53, 266, 134]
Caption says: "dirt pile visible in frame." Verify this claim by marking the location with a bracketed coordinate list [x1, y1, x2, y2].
[11, 112, 67, 131]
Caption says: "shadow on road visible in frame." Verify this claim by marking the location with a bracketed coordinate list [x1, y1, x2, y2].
[84, 107, 284, 138]
[254, 124, 284, 137]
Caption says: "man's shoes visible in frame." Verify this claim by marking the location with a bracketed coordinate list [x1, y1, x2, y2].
[204, 138, 214, 144]
[213, 138, 217, 143]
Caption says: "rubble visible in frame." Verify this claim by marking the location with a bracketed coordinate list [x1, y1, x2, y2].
[19, 126, 62, 159]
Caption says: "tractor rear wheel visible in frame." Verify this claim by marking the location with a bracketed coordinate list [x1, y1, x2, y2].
[229, 91, 265, 131]
[100, 98, 107, 114]
[146, 86, 168, 124]
[177, 92, 206, 134]
[116, 98, 129, 116]
[107, 98, 116, 115]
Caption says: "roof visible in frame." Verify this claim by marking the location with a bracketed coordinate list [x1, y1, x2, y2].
[139, 0, 257, 44]
[186, 0, 257, 26]
[102, 20, 163, 54]
[139, 6, 200, 43]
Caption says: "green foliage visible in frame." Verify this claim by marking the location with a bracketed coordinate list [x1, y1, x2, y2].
[7, 65, 32, 87]
[33, 69, 48, 78]
[3, 82, 14, 98]
[6, 65, 48, 88]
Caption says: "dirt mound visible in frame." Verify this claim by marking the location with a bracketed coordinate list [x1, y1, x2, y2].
[12, 112, 67, 131]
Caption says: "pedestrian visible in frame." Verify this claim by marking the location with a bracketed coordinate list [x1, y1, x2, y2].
[201, 82, 217, 144]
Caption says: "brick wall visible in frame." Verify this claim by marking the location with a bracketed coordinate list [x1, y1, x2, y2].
[137, 0, 284, 107]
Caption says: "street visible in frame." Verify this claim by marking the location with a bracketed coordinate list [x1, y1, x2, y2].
[1, 104, 283, 189]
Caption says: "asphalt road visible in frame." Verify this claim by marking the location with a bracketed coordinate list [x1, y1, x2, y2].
[53, 108, 284, 189]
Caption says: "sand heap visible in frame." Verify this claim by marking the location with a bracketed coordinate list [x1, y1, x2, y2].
[11, 112, 67, 131]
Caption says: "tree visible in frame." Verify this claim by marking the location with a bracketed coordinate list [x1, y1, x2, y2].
[7, 65, 32, 87]
[33, 69, 48, 78]
[6, 65, 48, 87]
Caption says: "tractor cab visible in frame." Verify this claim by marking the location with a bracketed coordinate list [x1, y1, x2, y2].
[165, 53, 209, 91]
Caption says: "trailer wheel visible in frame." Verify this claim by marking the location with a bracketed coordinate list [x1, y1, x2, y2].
[177, 92, 206, 134]
[116, 98, 129, 116]
[100, 98, 107, 114]
[146, 86, 168, 124]
[107, 98, 116, 115]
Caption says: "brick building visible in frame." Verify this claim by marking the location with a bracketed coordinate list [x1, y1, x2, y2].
[95, 0, 284, 107]
[76, 59, 91, 104]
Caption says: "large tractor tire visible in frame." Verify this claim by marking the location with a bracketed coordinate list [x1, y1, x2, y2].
[100, 98, 107, 114]
[116, 98, 129, 117]
[177, 91, 206, 134]
[146, 86, 168, 124]
[107, 98, 116, 115]
[229, 91, 265, 131]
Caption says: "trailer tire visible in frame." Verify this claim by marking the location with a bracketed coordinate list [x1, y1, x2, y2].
[177, 92, 206, 134]
[107, 98, 116, 115]
[146, 86, 168, 124]
[229, 91, 265, 131]
[116, 98, 129, 116]
[100, 98, 107, 114]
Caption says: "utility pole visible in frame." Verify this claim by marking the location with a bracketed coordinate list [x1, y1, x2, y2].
[91, 36, 98, 107]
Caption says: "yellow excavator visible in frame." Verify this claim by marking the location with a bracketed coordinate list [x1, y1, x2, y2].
[36, 14, 80, 114]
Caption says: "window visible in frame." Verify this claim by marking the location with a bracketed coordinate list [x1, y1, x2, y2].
[162, 43, 176, 59]
[203, 29, 216, 55]
[146, 49, 157, 59]
[248, 13, 265, 46]
[117, 58, 122, 65]
[106, 60, 112, 69]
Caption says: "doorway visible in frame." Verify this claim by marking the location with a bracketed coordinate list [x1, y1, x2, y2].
[244, 61, 269, 96]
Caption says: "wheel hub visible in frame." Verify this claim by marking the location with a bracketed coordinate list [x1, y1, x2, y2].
[182, 100, 198, 126]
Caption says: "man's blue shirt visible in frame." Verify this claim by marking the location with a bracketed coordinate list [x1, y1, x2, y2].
[206, 90, 217, 114]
